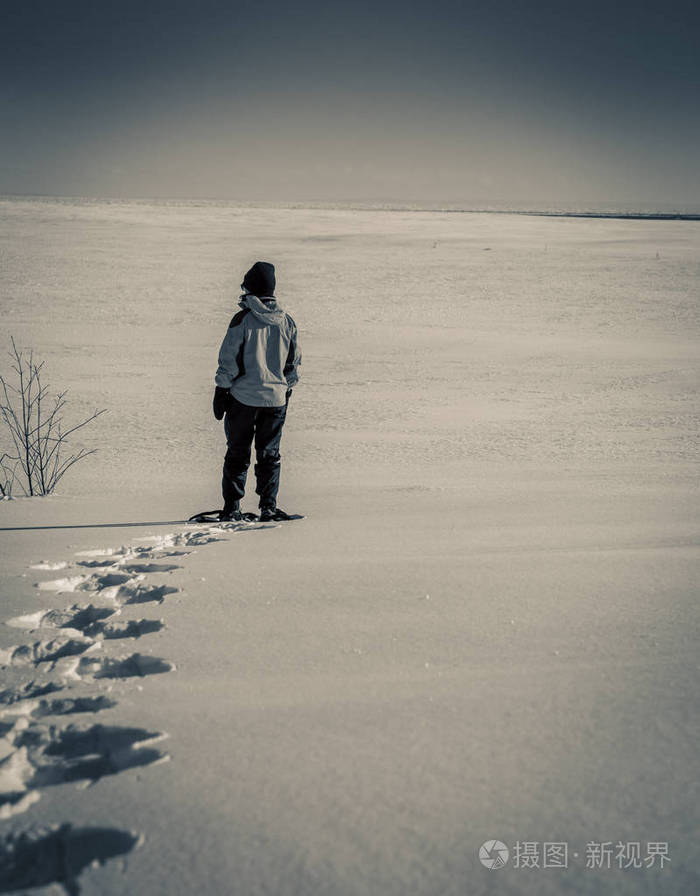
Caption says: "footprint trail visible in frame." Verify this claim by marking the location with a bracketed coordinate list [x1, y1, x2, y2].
[2, 520, 259, 889]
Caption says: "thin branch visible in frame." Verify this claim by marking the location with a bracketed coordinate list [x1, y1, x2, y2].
[48, 448, 98, 491]
[49, 407, 107, 441]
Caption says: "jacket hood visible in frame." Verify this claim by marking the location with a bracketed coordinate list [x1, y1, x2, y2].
[239, 293, 286, 326]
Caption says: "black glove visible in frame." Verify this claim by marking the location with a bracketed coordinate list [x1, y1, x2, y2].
[213, 386, 230, 420]
[285, 388, 292, 403]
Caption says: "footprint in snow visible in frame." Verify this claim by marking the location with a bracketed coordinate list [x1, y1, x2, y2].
[1, 618, 164, 671]
[29, 611, 165, 640]
[35, 572, 143, 594]
[94, 619, 164, 639]
[0, 823, 140, 895]
[92, 572, 142, 588]
[37, 722, 165, 759]
[118, 561, 181, 574]
[1, 723, 168, 818]
[76, 557, 184, 571]
[31, 580, 179, 608]
[75, 526, 220, 559]
[0, 681, 63, 707]
[37, 562, 178, 597]
[7, 605, 115, 631]
[0, 696, 117, 721]
[16, 722, 167, 783]
[75, 558, 124, 569]
[65, 652, 175, 681]
[56, 604, 115, 630]
[117, 583, 179, 605]
[0, 635, 95, 668]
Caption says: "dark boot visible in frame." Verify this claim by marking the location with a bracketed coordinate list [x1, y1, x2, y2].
[220, 501, 243, 522]
[259, 505, 294, 522]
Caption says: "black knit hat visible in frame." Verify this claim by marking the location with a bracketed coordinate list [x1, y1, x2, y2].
[242, 261, 276, 297]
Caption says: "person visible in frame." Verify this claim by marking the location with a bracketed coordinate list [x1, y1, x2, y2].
[213, 261, 301, 522]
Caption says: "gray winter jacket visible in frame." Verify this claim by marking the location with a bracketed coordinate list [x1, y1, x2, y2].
[215, 294, 301, 408]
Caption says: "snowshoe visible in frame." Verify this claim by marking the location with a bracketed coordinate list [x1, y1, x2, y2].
[187, 509, 223, 523]
[258, 507, 304, 522]
[187, 508, 257, 523]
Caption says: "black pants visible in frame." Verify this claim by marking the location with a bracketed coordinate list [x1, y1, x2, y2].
[222, 395, 288, 509]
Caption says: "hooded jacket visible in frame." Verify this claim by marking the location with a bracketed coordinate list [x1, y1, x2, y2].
[215, 293, 301, 408]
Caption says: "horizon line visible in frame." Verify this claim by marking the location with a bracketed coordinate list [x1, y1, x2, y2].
[2, 193, 700, 222]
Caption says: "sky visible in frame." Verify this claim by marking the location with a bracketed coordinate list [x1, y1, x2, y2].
[2, 0, 699, 204]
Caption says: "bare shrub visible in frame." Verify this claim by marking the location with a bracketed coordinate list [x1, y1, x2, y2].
[0, 338, 106, 496]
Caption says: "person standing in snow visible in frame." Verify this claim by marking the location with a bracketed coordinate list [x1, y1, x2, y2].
[213, 261, 301, 522]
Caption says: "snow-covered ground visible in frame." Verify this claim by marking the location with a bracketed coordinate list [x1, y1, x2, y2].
[0, 198, 698, 894]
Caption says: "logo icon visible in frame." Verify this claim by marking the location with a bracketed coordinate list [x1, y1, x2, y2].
[479, 840, 510, 870]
